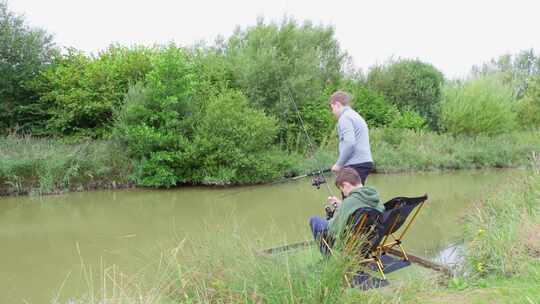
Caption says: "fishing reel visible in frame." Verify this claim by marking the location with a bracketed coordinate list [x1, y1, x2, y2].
[325, 203, 337, 220]
[311, 173, 327, 189]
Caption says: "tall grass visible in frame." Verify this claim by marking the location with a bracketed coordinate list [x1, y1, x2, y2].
[0, 135, 132, 195]
[62, 220, 443, 304]
[463, 166, 540, 278]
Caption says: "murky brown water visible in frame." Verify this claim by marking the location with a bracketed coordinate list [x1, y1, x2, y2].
[0, 169, 520, 303]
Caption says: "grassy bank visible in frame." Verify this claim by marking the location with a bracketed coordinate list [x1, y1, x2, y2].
[2, 129, 539, 196]
[0, 136, 132, 196]
[303, 129, 540, 174]
[371, 129, 540, 173]
[62, 164, 540, 303]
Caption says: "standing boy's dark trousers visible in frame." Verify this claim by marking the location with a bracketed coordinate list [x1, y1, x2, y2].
[340, 162, 373, 200]
[347, 162, 373, 185]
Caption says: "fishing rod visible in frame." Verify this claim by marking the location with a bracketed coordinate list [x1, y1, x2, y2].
[219, 168, 331, 198]
[272, 168, 331, 188]
[283, 86, 341, 220]
[285, 86, 335, 197]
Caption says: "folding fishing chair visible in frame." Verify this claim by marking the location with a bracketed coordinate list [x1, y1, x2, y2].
[355, 207, 401, 280]
[375, 194, 429, 274]
[325, 195, 428, 279]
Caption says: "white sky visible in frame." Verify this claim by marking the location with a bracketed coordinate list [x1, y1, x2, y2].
[8, 0, 540, 79]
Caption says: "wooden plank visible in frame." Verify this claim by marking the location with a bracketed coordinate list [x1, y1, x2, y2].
[257, 241, 452, 276]
[257, 240, 314, 256]
[385, 247, 451, 276]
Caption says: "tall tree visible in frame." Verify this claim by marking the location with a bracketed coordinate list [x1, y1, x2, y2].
[0, 1, 57, 133]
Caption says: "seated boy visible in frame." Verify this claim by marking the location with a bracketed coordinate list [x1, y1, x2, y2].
[309, 167, 385, 254]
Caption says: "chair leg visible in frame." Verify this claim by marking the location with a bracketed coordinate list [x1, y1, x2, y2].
[375, 258, 386, 280]
[398, 243, 409, 261]
[344, 273, 351, 287]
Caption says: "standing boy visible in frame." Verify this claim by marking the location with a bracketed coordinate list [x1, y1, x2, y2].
[328, 91, 374, 184]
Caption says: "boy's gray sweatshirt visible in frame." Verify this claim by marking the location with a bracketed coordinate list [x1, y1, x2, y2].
[336, 106, 373, 166]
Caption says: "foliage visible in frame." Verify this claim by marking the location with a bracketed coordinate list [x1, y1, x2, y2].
[190, 45, 235, 111]
[113, 46, 198, 187]
[390, 110, 427, 130]
[37, 45, 154, 138]
[439, 77, 517, 136]
[367, 58, 444, 127]
[516, 76, 540, 129]
[341, 81, 427, 131]
[192, 90, 291, 184]
[0, 1, 57, 134]
[472, 49, 540, 98]
[345, 82, 399, 127]
[2, 9, 539, 188]
[115, 47, 291, 187]
[225, 18, 347, 147]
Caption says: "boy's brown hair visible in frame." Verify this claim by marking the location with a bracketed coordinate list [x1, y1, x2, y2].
[329, 91, 351, 106]
[335, 167, 362, 187]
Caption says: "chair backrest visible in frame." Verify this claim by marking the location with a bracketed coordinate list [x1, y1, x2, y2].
[384, 195, 428, 211]
[383, 194, 427, 234]
[359, 207, 400, 253]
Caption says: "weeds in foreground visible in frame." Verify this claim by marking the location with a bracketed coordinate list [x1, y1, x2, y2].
[464, 170, 540, 278]
[61, 218, 447, 304]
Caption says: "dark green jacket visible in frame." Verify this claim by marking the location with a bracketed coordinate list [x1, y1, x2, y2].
[328, 186, 384, 238]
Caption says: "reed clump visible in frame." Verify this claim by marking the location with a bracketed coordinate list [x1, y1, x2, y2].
[464, 166, 540, 278]
[0, 135, 132, 196]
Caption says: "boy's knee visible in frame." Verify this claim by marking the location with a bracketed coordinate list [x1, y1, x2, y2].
[309, 216, 318, 229]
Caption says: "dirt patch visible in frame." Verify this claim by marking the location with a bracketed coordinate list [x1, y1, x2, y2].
[520, 220, 540, 258]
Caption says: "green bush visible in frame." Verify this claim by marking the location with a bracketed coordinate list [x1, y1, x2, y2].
[225, 18, 346, 148]
[115, 46, 291, 187]
[114, 46, 198, 187]
[439, 77, 517, 136]
[340, 81, 427, 131]
[516, 76, 540, 129]
[367, 58, 444, 127]
[0, 1, 57, 134]
[390, 110, 427, 130]
[192, 90, 291, 184]
[345, 83, 399, 127]
[37, 45, 155, 138]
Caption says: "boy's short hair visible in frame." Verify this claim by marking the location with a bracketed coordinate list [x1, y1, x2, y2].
[329, 91, 351, 106]
[335, 167, 362, 187]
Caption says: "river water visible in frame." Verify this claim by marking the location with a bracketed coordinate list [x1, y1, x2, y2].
[0, 169, 520, 303]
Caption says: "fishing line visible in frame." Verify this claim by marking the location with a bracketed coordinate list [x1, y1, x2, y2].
[285, 86, 335, 198]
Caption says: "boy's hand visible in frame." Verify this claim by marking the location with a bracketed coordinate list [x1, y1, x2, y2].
[331, 164, 342, 173]
[327, 196, 341, 206]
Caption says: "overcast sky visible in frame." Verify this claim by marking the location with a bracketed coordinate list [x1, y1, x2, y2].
[9, 0, 540, 78]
